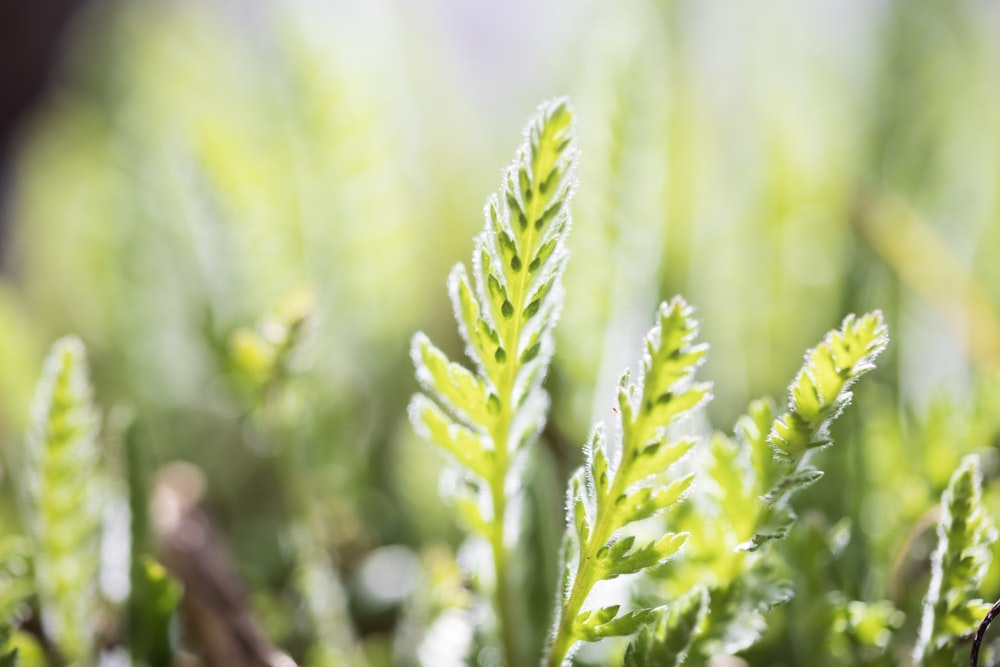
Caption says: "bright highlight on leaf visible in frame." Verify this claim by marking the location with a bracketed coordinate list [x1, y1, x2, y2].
[409, 98, 578, 665]
[749, 311, 889, 551]
[544, 297, 711, 667]
[770, 311, 889, 461]
[913, 455, 996, 667]
[22, 336, 103, 662]
[631, 311, 889, 664]
[406, 99, 893, 667]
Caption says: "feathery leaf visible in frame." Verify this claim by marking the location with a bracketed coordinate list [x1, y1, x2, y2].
[410, 98, 578, 665]
[624, 587, 708, 667]
[748, 310, 889, 551]
[769, 311, 889, 461]
[913, 455, 996, 666]
[544, 297, 710, 667]
[648, 313, 887, 662]
[22, 336, 103, 662]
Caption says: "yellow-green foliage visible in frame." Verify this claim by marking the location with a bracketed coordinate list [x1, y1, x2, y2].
[545, 298, 710, 667]
[914, 455, 997, 666]
[23, 337, 103, 662]
[632, 312, 888, 664]
[753, 311, 890, 549]
[410, 98, 578, 666]
[4, 1, 1000, 665]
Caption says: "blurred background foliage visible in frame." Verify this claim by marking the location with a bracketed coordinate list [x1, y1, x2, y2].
[2, 0, 1000, 664]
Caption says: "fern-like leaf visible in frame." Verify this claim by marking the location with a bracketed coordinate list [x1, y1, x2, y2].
[769, 311, 888, 459]
[913, 455, 996, 666]
[22, 336, 103, 662]
[646, 312, 887, 662]
[544, 297, 711, 667]
[409, 98, 578, 665]
[747, 311, 889, 550]
[624, 587, 708, 667]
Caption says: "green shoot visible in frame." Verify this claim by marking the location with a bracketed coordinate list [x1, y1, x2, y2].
[750, 311, 890, 550]
[22, 336, 103, 662]
[410, 98, 578, 665]
[623, 588, 708, 667]
[635, 311, 888, 662]
[913, 455, 996, 666]
[544, 297, 711, 667]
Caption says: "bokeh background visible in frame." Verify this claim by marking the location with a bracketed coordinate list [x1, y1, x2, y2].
[2, 0, 1000, 664]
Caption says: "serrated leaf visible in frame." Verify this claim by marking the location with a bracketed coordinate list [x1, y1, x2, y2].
[570, 517, 588, 552]
[760, 467, 824, 506]
[738, 398, 779, 496]
[625, 588, 712, 667]
[626, 437, 697, 488]
[545, 297, 709, 666]
[704, 433, 756, 545]
[670, 313, 887, 662]
[448, 264, 494, 371]
[655, 588, 709, 665]
[616, 474, 695, 525]
[686, 562, 794, 660]
[603, 533, 688, 578]
[914, 455, 997, 667]
[770, 311, 888, 460]
[634, 384, 711, 448]
[748, 311, 887, 551]
[591, 442, 611, 508]
[575, 607, 660, 642]
[22, 336, 103, 662]
[412, 334, 497, 429]
[410, 99, 578, 666]
[741, 506, 795, 552]
[409, 396, 492, 480]
[623, 627, 652, 667]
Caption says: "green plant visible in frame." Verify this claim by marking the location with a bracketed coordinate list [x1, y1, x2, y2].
[409, 99, 910, 667]
[545, 297, 709, 666]
[3, 87, 1000, 667]
[913, 455, 996, 666]
[410, 97, 578, 666]
[21, 337, 103, 663]
[632, 312, 890, 664]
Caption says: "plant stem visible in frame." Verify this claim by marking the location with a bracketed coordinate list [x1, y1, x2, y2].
[485, 133, 560, 665]
[489, 467, 518, 667]
[487, 306, 527, 666]
[544, 456, 631, 667]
